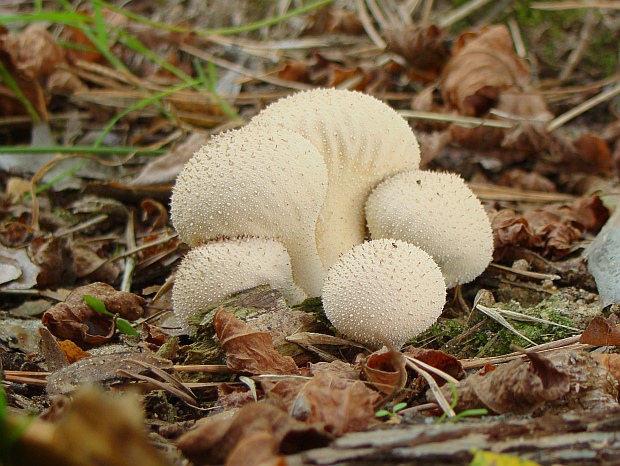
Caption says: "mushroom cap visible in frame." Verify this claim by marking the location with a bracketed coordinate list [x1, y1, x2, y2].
[173, 237, 307, 329]
[171, 126, 328, 297]
[365, 170, 494, 288]
[249, 88, 420, 270]
[321, 239, 446, 349]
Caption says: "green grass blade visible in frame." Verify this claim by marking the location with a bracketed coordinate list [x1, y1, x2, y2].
[0, 61, 41, 124]
[90, 0, 334, 36]
[95, 79, 201, 147]
[0, 146, 165, 155]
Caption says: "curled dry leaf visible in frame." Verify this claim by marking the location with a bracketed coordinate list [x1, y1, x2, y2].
[498, 169, 557, 193]
[0, 24, 65, 80]
[29, 236, 76, 287]
[176, 402, 331, 465]
[264, 371, 378, 436]
[491, 195, 609, 259]
[434, 350, 616, 416]
[41, 282, 145, 347]
[385, 24, 450, 78]
[580, 316, 620, 346]
[218, 383, 258, 410]
[404, 347, 466, 385]
[442, 25, 531, 117]
[361, 347, 406, 395]
[213, 307, 299, 375]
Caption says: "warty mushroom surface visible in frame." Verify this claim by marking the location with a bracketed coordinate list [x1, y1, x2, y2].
[170, 125, 328, 298]
[365, 170, 494, 288]
[248, 88, 421, 270]
[173, 237, 307, 329]
[322, 239, 446, 349]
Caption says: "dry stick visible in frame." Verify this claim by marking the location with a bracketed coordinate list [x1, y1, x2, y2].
[365, 0, 391, 29]
[420, 0, 434, 24]
[507, 17, 526, 58]
[531, 1, 620, 10]
[178, 44, 313, 91]
[438, 0, 494, 28]
[355, 0, 387, 49]
[559, 9, 597, 81]
[396, 0, 419, 23]
[546, 79, 620, 132]
[405, 356, 456, 418]
[398, 110, 514, 128]
[120, 212, 136, 292]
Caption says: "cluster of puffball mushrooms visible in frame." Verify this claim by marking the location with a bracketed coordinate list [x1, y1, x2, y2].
[171, 89, 494, 349]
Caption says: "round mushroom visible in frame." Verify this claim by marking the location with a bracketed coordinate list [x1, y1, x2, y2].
[322, 239, 446, 349]
[365, 170, 494, 288]
[171, 126, 328, 297]
[248, 88, 420, 269]
[173, 237, 307, 329]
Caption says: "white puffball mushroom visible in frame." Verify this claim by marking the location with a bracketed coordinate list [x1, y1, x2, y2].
[365, 170, 494, 288]
[322, 239, 446, 349]
[173, 237, 307, 329]
[171, 126, 328, 297]
[249, 88, 420, 270]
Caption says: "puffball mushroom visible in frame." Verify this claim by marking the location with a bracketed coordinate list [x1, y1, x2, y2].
[365, 170, 493, 288]
[173, 237, 307, 329]
[322, 239, 446, 349]
[171, 126, 328, 298]
[248, 88, 421, 270]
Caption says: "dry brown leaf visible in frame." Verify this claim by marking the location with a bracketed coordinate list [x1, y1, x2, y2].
[442, 25, 531, 117]
[580, 316, 620, 346]
[435, 350, 570, 415]
[57, 340, 91, 364]
[361, 347, 406, 395]
[591, 353, 620, 387]
[491, 195, 609, 259]
[498, 169, 557, 192]
[41, 282, 145, 347]
[385, 24, 450, 79]
[0, 24, 65, 80]
[305, 6, 363, 35]
[13, 385, 169, 466]
[572, 134, 612, 176]
[218, 383, 257, 410]
[404, 347, 466, 385]
[176, 402, 331, 465]
[213, 307, 299, 375]
[264, 372, 377, 436]
[29, 236, 76, 287]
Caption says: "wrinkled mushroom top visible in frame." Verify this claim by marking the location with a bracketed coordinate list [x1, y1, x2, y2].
[322, 239, 446, 349]
[365, 170, 494, 288]
[171, 125, 328, 297]
[249, 88, 421, 269]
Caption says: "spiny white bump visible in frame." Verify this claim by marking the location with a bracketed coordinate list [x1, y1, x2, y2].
[172, 237, 307, 330]
[171, 125, 328, 297]
[321, 239, 446, 349]
[365, 170, 494, 288]
[248, 88, 421, 270]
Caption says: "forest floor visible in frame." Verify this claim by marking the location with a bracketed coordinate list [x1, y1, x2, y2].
[1, 1, 620, 465]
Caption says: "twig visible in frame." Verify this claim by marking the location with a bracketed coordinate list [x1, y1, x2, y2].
[120, 212, 136, 292]
[178, 44, 313, 91]
[559, 9, 597, 80]
[546, 79, 620, 132]
[531, 1, 620, 10]
[507, 17, 526, 58]
[420, 0, 434, 24]
[365, 0, 391, 29]
[398, 110, 514, 128]
[438, 0, 495, 28]
[355, 0, 386, 49]
[405, 356, 455, 418]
